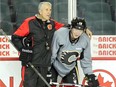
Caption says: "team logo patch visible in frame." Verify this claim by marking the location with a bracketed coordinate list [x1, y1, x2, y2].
[47, 24, 52, 30]
[60, 51, 80, 65]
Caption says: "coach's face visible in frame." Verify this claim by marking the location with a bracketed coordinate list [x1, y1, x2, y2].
[39, 4, 52, 21]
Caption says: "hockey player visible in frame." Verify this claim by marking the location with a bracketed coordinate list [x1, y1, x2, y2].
[50, 17, 99, 87]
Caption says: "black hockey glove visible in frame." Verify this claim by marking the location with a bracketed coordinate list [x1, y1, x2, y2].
[19, 34, 33, 66]
[19, 47, 33, 66]
[22, 35, 32, 47]
[46, 66, 52, 83]
[85, 74, 99, 87]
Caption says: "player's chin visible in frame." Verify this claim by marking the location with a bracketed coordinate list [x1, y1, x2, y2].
[74, 36, 79, 39]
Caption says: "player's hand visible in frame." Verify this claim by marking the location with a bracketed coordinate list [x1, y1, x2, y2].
[85, 28, 92, 39]
[85, 74, 99, 87]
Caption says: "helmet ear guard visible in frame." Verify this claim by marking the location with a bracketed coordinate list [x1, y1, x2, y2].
[71, 17, 87, 30]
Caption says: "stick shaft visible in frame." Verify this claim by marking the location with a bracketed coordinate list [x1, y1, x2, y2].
[50, 82, 103, 87]
[50, 82, 89, 87]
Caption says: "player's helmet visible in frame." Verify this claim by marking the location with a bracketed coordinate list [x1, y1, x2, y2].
[71, 17, 86, 30]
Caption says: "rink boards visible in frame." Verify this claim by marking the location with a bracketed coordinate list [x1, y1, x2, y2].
[0, 35, 116, 87]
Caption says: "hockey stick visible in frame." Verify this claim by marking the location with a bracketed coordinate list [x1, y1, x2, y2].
[50, 82, 104, 87]
[50, 82, 89, 87]
[0, 29, 51, 87]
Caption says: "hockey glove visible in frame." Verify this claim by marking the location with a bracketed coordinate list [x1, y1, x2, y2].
[85, 74, 99, 87]
[47, 66, 52, 83]
[22, 34, 32, 47]
[19, 47, 33, 66]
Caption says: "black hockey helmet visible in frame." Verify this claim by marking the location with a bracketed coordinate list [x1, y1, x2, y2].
[71, 17, 86, 30]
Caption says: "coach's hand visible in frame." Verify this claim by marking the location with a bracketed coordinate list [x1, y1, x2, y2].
[19, 47, 33, 66]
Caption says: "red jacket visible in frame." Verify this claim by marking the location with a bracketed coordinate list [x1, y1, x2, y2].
[12, 16, 64, 66]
